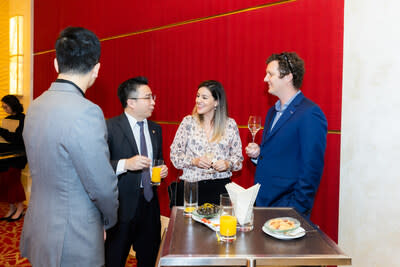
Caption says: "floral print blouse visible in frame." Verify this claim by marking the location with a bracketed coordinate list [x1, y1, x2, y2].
[170, 115, 243, 182]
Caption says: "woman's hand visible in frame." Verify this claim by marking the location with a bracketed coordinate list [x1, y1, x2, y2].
[212, 160, 230, 172]
[160, 165, 168, 179]
[192, 156, 212, 169]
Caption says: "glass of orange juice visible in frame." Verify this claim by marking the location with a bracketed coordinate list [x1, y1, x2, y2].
[219, 193, 237, 242]
[219, 215, 237, 242]
[151, 159, 164, 186]
[183, 180, 198, 217]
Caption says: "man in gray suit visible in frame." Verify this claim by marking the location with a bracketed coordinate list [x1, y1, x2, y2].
[20, 27, 119, 267]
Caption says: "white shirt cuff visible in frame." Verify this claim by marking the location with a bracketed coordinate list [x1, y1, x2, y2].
[116, 159, 127, 176]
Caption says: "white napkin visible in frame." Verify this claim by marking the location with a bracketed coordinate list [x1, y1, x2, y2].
[225, 182, 260, 225]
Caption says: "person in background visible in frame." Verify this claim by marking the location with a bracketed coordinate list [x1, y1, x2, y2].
[0, 95, 27, 222]
[20, 27, 119, 267]
[245, 52, 327, 217]
[105, 76, 168, 267]
[170, 80, 243, 205]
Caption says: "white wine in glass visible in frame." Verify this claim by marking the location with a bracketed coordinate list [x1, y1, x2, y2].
[248, 116, 261, 143]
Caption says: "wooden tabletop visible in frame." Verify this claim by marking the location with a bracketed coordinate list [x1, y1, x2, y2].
[158, 207, 351, 267]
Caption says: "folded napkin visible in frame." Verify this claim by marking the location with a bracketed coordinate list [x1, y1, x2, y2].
[225, 182, 260, 225]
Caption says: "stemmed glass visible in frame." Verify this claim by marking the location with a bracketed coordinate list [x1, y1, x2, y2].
[204, 144, 215, 173]
[248, 116, 261, 143]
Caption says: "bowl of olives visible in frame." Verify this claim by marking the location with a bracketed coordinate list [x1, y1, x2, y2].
[194, 203, 220, 218]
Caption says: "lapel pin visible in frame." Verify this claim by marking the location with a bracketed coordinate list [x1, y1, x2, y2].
[152, 130, 156, 134]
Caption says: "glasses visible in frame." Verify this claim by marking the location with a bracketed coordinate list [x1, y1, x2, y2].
[129, 95, 156, 101]
[280, 53, 295, 77]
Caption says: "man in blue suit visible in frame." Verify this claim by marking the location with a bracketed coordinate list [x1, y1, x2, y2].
[246, 52, 327, 217]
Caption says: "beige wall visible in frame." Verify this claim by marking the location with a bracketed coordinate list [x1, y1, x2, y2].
[0, 1, 9, 118]
[9, 0, 32, 111]
[0, 0, 32, 200]
[0, 0, 31, 120]
[340, 0, 400, 266]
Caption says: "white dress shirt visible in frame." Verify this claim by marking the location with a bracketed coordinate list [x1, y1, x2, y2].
[116, 112, 153, 176]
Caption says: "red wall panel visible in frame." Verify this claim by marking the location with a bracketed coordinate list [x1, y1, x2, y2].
[33, 0, 344, 241]
[34, 0, 289, 52]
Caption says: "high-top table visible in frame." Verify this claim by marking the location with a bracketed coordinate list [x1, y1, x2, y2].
[157, 207, 351, 267]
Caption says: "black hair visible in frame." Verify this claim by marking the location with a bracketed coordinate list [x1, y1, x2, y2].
[55, 27, 101, 74]
[1, 95, 23, 113]
[117, 76, 149, 108]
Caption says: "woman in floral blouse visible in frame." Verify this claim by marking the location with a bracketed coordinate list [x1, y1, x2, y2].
[170, 80, 243, 205]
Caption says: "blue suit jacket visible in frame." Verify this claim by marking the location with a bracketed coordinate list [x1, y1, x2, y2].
[255, 92, 327, 216]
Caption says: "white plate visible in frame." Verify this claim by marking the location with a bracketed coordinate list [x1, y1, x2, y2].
[192, 212, 220, 232]
[262, 226, 306, 240]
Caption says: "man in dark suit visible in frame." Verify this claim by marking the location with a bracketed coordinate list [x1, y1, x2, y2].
[246, 52, 327, 217]
[105, 76, 168, 267]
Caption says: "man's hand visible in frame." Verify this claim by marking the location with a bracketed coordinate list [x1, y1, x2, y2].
[124, 155, 151, 171]
[245, 143, 260, 158]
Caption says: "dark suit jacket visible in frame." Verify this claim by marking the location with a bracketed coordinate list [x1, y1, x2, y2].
[255, 92, 327, 216]
[0, 112, 27, 170]
[106, 113, 163, 222]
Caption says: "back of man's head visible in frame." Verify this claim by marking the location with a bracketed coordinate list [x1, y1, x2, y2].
[55, 27, 100, 75]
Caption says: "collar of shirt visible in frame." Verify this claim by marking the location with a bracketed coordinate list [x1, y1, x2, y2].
[124, 111, 148, 130]
[274, 90, 302, 113]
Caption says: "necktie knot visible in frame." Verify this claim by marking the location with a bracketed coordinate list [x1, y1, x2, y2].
[137, 121, 144, 128]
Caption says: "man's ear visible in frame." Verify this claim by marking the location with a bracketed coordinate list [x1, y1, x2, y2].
[284, 72, 293, 84]
[126, 98, 135, 109]
[54, 58, 59, 73]
[92, 62, 100, 79]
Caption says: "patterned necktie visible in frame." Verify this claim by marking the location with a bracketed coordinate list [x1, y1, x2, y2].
[137, 121, 153, 202]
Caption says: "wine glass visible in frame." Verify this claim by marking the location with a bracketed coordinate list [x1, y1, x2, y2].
[204, 144, 215, 173]
[248, 116, 261, 143]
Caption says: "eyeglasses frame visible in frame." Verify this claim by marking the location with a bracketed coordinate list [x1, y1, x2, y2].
[128, 95, 156, 101]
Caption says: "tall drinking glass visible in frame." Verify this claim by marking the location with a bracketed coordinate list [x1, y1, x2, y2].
[219, 193, 237, 242]
[183, 180, 198, 217]
[248, 116, 261, 143]
[151, 159, 164, 186]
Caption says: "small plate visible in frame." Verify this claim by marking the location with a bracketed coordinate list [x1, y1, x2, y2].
[262, 226, 306, 240]
[264, 217, 300, 233]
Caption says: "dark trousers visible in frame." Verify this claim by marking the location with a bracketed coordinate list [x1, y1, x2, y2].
[198, 178, 231, 205]
[105, 193, 161, 267]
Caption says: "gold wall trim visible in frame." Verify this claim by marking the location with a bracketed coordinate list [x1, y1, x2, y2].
[34, 0, 296, 56]
[154, 120, 180, 125]
[327, 130, 341, 135]
[155, 121, 341, 134]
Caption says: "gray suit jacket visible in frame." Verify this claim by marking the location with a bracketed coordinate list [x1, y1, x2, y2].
[20, 81, 119, 267]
